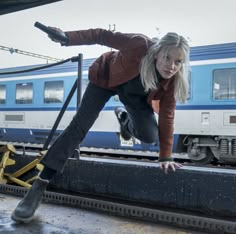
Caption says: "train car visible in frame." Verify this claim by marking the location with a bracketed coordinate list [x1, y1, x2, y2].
[176, 42, 236, 163]
[0, 42, 236, 164]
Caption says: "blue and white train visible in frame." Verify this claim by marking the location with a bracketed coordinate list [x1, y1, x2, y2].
[0, 42, 236, 164]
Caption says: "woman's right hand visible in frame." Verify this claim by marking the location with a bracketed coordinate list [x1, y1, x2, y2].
[159, 161, 183, 174]
[48, 27, 68, 44]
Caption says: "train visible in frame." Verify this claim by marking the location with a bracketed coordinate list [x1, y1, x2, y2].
[0, 42, 236, 164]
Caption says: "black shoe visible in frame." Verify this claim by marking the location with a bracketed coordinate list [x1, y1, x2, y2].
[114, 107, 132, 141]
[11, 178, 48, 223]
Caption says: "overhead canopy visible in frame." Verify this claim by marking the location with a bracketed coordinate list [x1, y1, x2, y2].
[0, 0, 62, 15]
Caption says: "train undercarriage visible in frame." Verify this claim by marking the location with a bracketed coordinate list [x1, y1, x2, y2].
[182, 135, 236, 164]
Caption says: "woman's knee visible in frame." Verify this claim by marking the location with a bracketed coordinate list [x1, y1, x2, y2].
[133, 128, 158, 144]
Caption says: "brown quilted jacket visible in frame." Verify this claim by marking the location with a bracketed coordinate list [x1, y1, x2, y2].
[66, 28, 176, 158]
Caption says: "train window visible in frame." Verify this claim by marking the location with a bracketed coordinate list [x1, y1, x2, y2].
[4, 114, 24, 122]
[16, 83, 33, 104]
[230, 116, 236, 124]
[213, 69, 236, 100]
[44, 81, 64, 103]
[0, 85, 6, 104]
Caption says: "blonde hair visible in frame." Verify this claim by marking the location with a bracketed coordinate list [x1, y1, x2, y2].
[140, 32, 190, 103]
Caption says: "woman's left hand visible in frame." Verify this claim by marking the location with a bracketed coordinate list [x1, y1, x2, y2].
[159, 161, 183, 174]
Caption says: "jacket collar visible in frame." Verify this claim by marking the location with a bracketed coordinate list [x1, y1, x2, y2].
[155, 67, 174, 91]
[159, 78, 174, 91]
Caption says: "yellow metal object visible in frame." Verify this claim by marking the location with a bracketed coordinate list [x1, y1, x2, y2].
[0, 144, 47, 188]
[10, 158, 41, 178]
[0, 144, 16, 154]
[36, 163, 44, 172]
[4, 174, 32, 188]
[0, 144, 16, 184]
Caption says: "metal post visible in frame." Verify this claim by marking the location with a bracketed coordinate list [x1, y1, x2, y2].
[74, 53, 83, 158]
[77, 53, 83, 108]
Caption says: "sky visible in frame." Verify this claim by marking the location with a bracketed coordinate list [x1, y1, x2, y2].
[0, 0, 235, 68]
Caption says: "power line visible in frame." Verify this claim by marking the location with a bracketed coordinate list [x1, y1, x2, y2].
[0, 45, 62, 63]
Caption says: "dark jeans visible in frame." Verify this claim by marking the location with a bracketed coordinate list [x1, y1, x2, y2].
[41, 82, 158, 172]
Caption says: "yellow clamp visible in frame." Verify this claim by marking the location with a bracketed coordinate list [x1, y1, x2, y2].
[0, 144, 16, 184]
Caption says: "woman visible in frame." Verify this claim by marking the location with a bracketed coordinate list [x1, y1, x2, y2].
[11, 28, 190, 223]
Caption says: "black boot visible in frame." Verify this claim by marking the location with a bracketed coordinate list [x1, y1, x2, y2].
[114, 107, 132, 140]
[11, 177, 48, 223]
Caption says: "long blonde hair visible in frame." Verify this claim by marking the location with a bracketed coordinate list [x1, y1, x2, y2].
[140, 32, 190, 103]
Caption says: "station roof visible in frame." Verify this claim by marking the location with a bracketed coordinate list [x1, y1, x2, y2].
[0, 0, 62, 15]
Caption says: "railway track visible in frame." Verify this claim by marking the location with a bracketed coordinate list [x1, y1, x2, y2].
[0, 143, 235, 171]
[10, 145, 236, 169]
[0, 140, 189, 160]
[1, 141, 236, 174]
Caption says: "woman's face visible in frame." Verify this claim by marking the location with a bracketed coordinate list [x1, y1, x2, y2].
[155, 46, 184, 79]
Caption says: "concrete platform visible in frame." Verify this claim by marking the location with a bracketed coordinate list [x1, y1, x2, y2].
[3, 154, 236, 218]
[0, 193, 204, 234]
